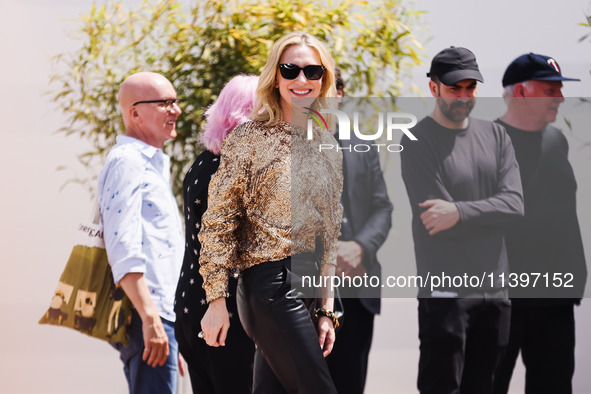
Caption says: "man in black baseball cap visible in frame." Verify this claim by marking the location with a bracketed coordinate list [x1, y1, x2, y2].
[425, 46, 484, 127]
[427, 46, 484, 85]
[493, 54, 586, 394]
[401, 47, 523, 394]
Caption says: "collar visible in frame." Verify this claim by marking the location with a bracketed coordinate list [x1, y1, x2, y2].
[116, 135, 162, 159]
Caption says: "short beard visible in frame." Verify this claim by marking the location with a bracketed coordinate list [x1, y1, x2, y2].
[434, 84, 474, 123]
[437, 98, 474, 123]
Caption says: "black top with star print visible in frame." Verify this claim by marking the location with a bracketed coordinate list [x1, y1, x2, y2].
[174, 150, 240, 323]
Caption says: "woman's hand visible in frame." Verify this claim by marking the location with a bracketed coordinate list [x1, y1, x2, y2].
[317, 316, 336, 357]
[200, 298, 230, 347]
[317, 263, 336, 357]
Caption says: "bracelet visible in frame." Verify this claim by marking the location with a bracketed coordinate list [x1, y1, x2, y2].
[314, 308, 340, 329]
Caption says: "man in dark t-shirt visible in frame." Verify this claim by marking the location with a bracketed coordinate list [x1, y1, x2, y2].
[492, 53, 587, 394]
[401, 47, 524, 394]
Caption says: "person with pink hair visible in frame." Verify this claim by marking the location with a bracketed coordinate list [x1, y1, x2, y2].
[174, 74, 259, 394]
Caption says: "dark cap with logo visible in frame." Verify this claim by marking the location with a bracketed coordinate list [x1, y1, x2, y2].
[427, 46, 484, 85]
[502, 53, 580, 87]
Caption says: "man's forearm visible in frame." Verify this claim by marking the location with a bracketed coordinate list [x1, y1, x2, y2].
[120, 272, 169, 367]
[119, 272, 160, 321]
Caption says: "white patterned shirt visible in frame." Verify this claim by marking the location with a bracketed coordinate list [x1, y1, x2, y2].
[98, 135, 184, 321]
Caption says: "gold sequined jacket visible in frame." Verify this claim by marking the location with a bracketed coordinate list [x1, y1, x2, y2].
[198, 120, 343, 302]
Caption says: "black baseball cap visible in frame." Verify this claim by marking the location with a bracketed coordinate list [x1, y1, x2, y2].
[427, 46, 484, 85]
[502, 53, 580, 87]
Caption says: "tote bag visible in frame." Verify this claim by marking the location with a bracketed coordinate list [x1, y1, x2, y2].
[39, 205, 132, 345]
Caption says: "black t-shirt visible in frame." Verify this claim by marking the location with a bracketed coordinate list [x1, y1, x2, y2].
[401, 116, 524, 296]
[496, 120, 587, 305]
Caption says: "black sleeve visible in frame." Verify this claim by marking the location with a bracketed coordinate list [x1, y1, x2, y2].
[401, 134, 467, 239]
[352, 149, 393, 266]
[454, 127, 524, 227]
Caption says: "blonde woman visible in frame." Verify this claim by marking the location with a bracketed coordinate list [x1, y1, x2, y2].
[199, 32, 342, 393]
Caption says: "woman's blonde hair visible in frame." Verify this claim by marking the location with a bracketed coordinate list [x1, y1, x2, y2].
[253, 32, 336, 128]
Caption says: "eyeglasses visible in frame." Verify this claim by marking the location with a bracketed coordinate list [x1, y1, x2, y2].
[132, 98, 180, 109]
[278, 64, 325, 80]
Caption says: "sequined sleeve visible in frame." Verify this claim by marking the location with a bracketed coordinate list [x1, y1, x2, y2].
[198, 125, 252, 302]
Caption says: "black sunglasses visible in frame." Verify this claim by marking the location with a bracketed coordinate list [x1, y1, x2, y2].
[132, 98, 180, 108]
[278, 64, 325, 80]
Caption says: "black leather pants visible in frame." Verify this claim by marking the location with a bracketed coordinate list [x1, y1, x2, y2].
[237, 258, 337, 394]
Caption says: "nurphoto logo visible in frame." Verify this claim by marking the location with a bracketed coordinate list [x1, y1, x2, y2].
[307, 108, 418, 152]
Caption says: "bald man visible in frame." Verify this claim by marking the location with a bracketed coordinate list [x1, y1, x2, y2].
[98, 72, 184, 393]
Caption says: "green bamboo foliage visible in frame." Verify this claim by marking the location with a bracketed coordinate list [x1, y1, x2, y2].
[50, 0, 424, 203]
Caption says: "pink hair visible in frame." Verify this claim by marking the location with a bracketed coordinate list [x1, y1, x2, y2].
[200, 74, 259, 155]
